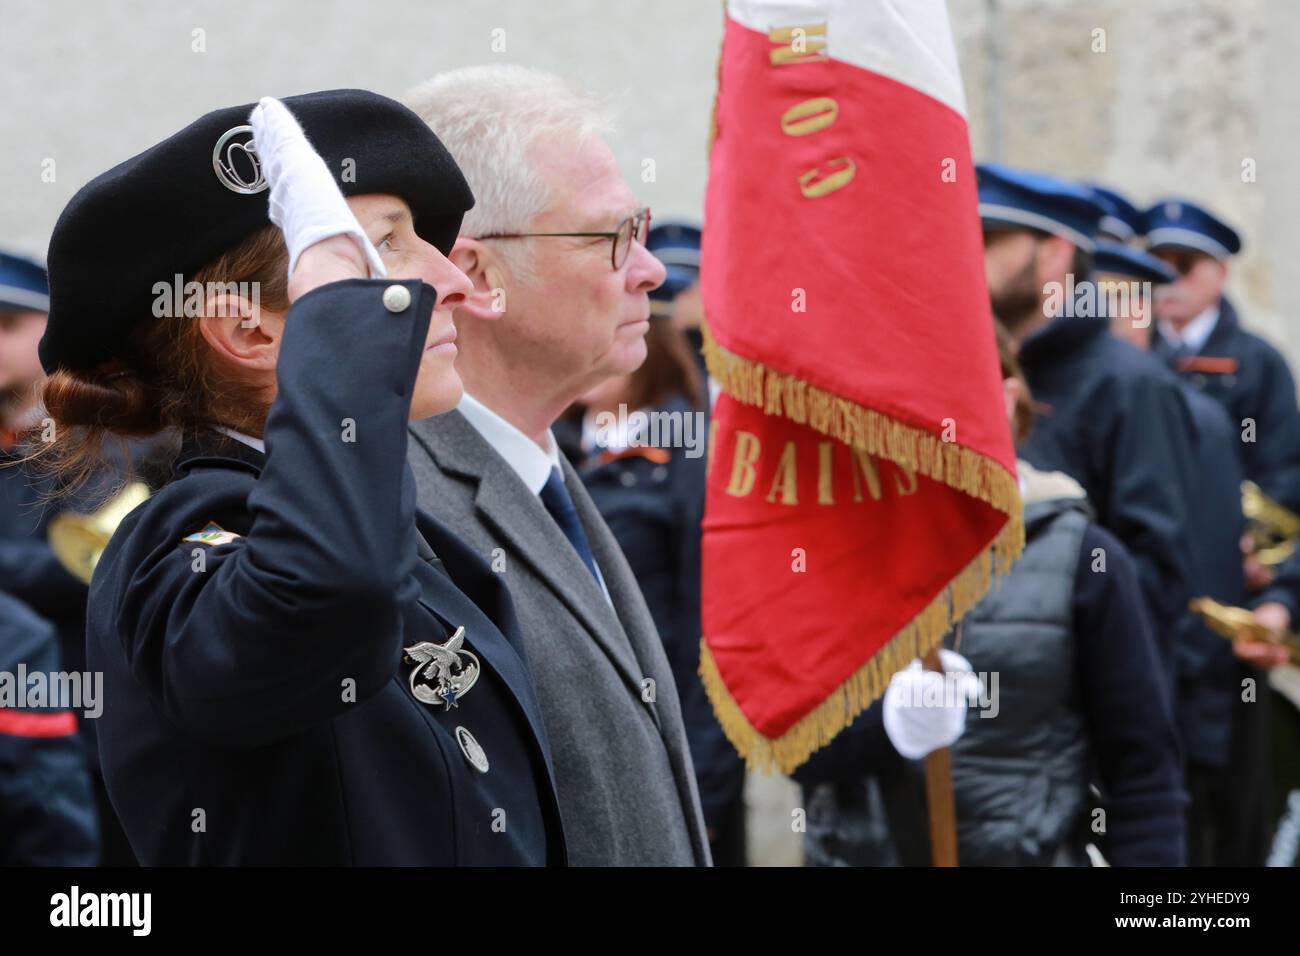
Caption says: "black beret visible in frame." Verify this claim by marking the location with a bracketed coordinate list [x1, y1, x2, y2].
[41, 89, 473, 374]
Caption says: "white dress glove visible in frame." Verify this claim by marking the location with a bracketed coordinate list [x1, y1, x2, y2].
[882, 648, 983, 760]
[248, 96, 387, 279]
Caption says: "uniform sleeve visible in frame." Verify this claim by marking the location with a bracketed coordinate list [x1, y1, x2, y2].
[0, 540, 85, 619]
[0, 594, 99, 865]
[1072, 525, 1188, 866]
[108, 278, 435, 749]
[1103, 374, 1201, 652]
[1245, 345, 1300, 514]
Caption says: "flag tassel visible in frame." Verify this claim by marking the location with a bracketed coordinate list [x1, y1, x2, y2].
[698, 322, 1025, 775]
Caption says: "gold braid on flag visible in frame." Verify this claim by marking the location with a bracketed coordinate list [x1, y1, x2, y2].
[699, 322, 1025, 774]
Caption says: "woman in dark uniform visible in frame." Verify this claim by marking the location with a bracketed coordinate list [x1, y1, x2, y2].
[33, 91, 564, 865]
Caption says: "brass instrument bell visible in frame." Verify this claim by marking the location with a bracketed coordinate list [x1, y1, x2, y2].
[1241, 480, 1300, 567]
[48, 481, 151, 585]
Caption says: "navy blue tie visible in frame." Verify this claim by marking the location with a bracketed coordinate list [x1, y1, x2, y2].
[539, 467, 601, 584]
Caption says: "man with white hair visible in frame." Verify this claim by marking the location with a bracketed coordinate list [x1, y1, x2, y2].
[403, 66, 711, 866]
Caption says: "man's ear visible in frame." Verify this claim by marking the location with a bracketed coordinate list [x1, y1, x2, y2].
[197, 293, 283, 372]
[449, 238, 509, 321]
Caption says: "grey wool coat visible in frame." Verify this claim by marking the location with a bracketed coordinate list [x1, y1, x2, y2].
[408, 410, 712, 866]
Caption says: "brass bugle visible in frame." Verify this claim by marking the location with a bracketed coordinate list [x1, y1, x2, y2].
[1242, 480, 1300, 567]
[1189, 596, 1300, 666]
[48, 481, 151, 585]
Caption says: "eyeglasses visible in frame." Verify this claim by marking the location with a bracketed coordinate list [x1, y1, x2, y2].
[477, 207, 651, 271]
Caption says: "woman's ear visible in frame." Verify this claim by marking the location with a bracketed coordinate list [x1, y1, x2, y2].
[449, 238, 508, 322]
[197, 292, 284, 373]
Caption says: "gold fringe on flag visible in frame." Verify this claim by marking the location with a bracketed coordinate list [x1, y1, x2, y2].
[698, 324, 1025, 775]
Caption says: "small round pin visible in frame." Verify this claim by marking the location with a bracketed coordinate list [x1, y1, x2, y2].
[455, 726, 489, 773]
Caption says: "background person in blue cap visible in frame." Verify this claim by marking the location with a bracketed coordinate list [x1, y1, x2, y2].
[0, 251, 101, 864]
[576, 220, 747, 866]
[1097, 239, 1270, 865]
[978, 163, 1200, 687]
[1087, 184, 1145, 246]
[1146, 199, 1300, 522]
[645, 221, 710, 387]
[0, 249, 124, 863]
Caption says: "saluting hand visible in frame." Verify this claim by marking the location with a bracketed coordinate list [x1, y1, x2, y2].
[248, 96, 388, 301]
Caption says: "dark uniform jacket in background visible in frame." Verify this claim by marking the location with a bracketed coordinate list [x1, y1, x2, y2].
[1017, 315, 1201, 671]
[0, 591, 98, 865]
[1154, 297, 1300, 513]
[1174, 386, 1247, 768]
[0, 447, 92, 672]
[88, 279, 565, 865]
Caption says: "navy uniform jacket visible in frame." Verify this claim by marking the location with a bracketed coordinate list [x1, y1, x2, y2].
[1153, 297, 1300, 513]
[0, 447, 90, 671]
[0, 591, 98, 865]
[1175, 386, 1246, 768]
[578, 396, 745, 834]
[1017, 316, 1201, 663]
[88, 279, 565, 865]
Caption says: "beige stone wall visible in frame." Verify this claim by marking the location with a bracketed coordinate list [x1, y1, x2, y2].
[950, 0, 1297, 355]
[0, 0, 725, 260]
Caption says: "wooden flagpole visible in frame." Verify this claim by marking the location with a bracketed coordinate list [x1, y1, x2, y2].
[922, 646, 958, 866]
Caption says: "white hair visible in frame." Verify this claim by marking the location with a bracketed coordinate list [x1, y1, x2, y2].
[402, 65, 614, 242]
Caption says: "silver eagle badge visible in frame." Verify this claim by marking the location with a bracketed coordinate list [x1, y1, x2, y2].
[404, 626, 480, 710]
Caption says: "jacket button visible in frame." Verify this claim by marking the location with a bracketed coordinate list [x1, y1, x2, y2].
[382, 284, 412, 312]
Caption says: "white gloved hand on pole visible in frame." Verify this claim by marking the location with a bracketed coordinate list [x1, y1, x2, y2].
[881, 648, 983, 760]
[248, 96, 387, 279]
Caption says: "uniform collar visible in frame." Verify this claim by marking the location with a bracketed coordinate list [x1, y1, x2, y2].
[456, 392, 561, 495]
[1157, 304, 1220, 354]
[1017, 316, 1109, 366]
[174, 427, 265, 477]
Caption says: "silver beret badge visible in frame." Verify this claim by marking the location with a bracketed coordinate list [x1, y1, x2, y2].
[212, 125, 268, 195]
[404, 626, 480, 710]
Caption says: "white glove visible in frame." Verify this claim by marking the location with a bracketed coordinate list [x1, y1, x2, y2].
[882, 648, 983, 760]
[248, 96, 387, 279]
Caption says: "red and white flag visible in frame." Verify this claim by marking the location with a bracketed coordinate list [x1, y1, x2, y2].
[700, 0, 1022, 772]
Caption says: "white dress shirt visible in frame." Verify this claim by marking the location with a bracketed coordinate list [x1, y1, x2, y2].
[456, 393, 560, 494]
[215, 426, 265, 453]
[457, 393, 611, 601]
[1157, 304, 1220, 355]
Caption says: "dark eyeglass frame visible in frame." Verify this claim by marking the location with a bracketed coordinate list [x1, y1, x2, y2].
[476, 207, 651, 271]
